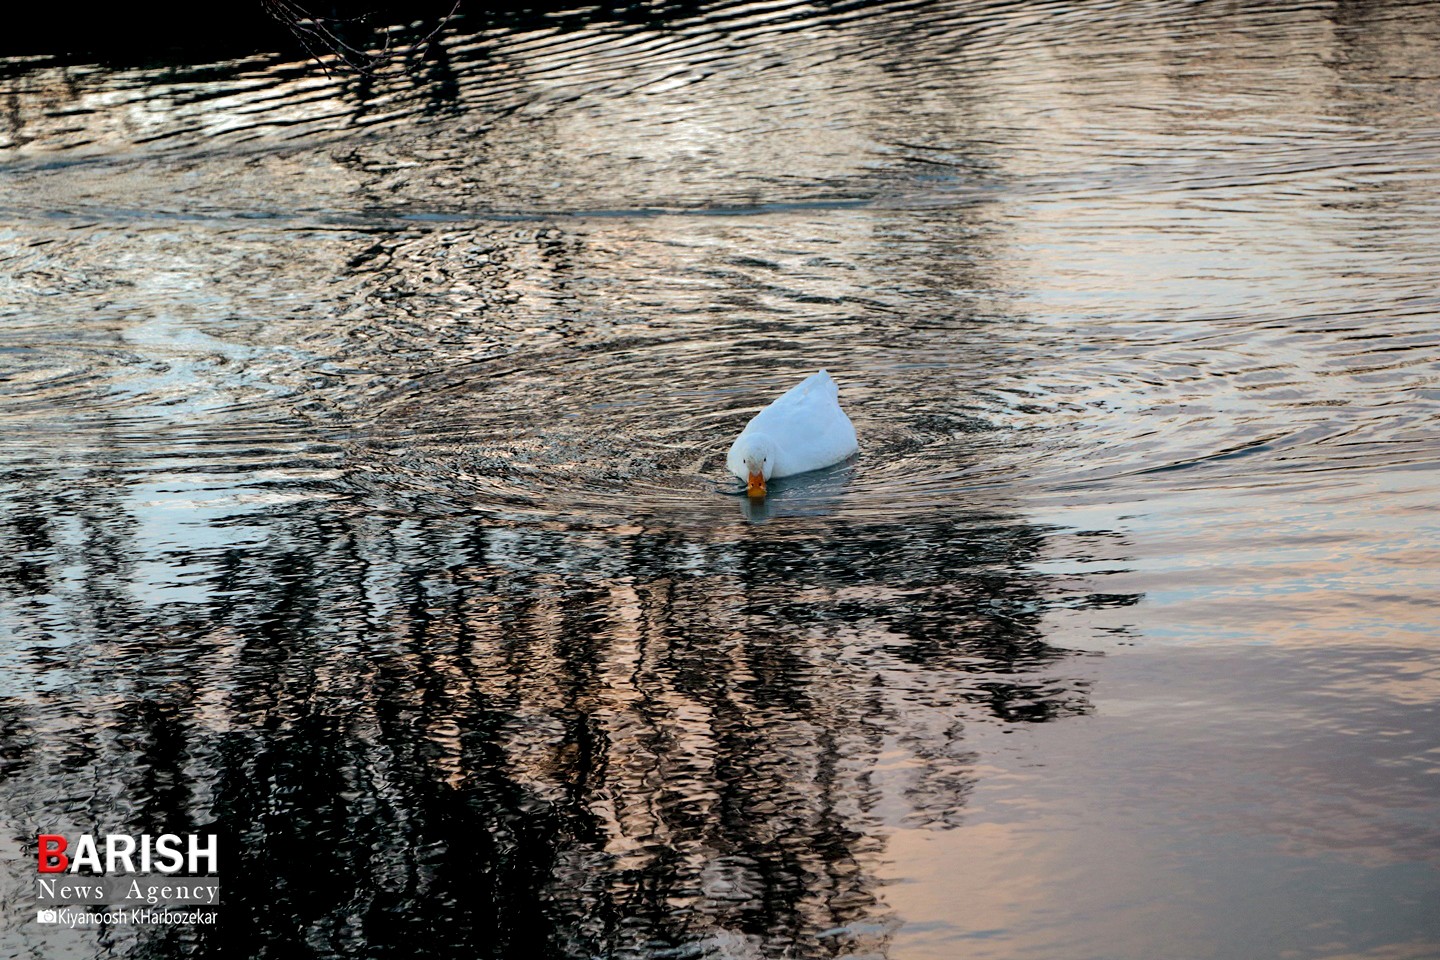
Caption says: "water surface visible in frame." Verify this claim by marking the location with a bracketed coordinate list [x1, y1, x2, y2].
[2, 1, 1438, 957]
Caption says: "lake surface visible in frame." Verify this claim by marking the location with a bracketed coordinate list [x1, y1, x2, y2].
[2, 1, 1438, 957]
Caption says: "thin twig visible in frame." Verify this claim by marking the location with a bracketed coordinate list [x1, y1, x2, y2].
[261, 0, 462, 76]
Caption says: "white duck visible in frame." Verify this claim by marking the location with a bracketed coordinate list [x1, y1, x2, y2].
[727, 369, 858, 498]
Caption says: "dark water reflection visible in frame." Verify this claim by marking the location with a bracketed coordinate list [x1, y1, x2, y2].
[2, 0, 1439, 957]
[1, 471, 1093, 957]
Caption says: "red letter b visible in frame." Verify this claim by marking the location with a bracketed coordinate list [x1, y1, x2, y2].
[38, 835, 68, 873]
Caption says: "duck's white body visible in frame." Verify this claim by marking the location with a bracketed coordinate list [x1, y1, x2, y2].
[727, 370, 858, 490]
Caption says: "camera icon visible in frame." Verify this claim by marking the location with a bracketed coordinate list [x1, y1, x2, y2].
[36, 909, 58, 924]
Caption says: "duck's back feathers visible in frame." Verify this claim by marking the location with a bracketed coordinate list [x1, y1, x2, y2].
[727, 370, 857, 481]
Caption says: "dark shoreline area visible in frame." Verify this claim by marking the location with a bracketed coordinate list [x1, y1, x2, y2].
[3, 0, 718, 65]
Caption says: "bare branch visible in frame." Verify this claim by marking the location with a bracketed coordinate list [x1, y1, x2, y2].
[261, 0, 462, 76]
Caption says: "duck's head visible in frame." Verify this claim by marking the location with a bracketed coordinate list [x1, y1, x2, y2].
[735, 435, 777, 498]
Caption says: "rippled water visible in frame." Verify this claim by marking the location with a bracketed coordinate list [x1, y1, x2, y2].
[2, 1, 1438, 957]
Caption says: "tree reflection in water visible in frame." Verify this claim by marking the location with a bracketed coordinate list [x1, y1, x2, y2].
[0, 466, 1122, 957]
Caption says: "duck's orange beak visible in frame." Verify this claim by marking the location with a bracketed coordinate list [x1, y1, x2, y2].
[747, 470, 766, 498]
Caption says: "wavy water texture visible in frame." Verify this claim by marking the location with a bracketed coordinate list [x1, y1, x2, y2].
[1, 1, 1438, 958]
